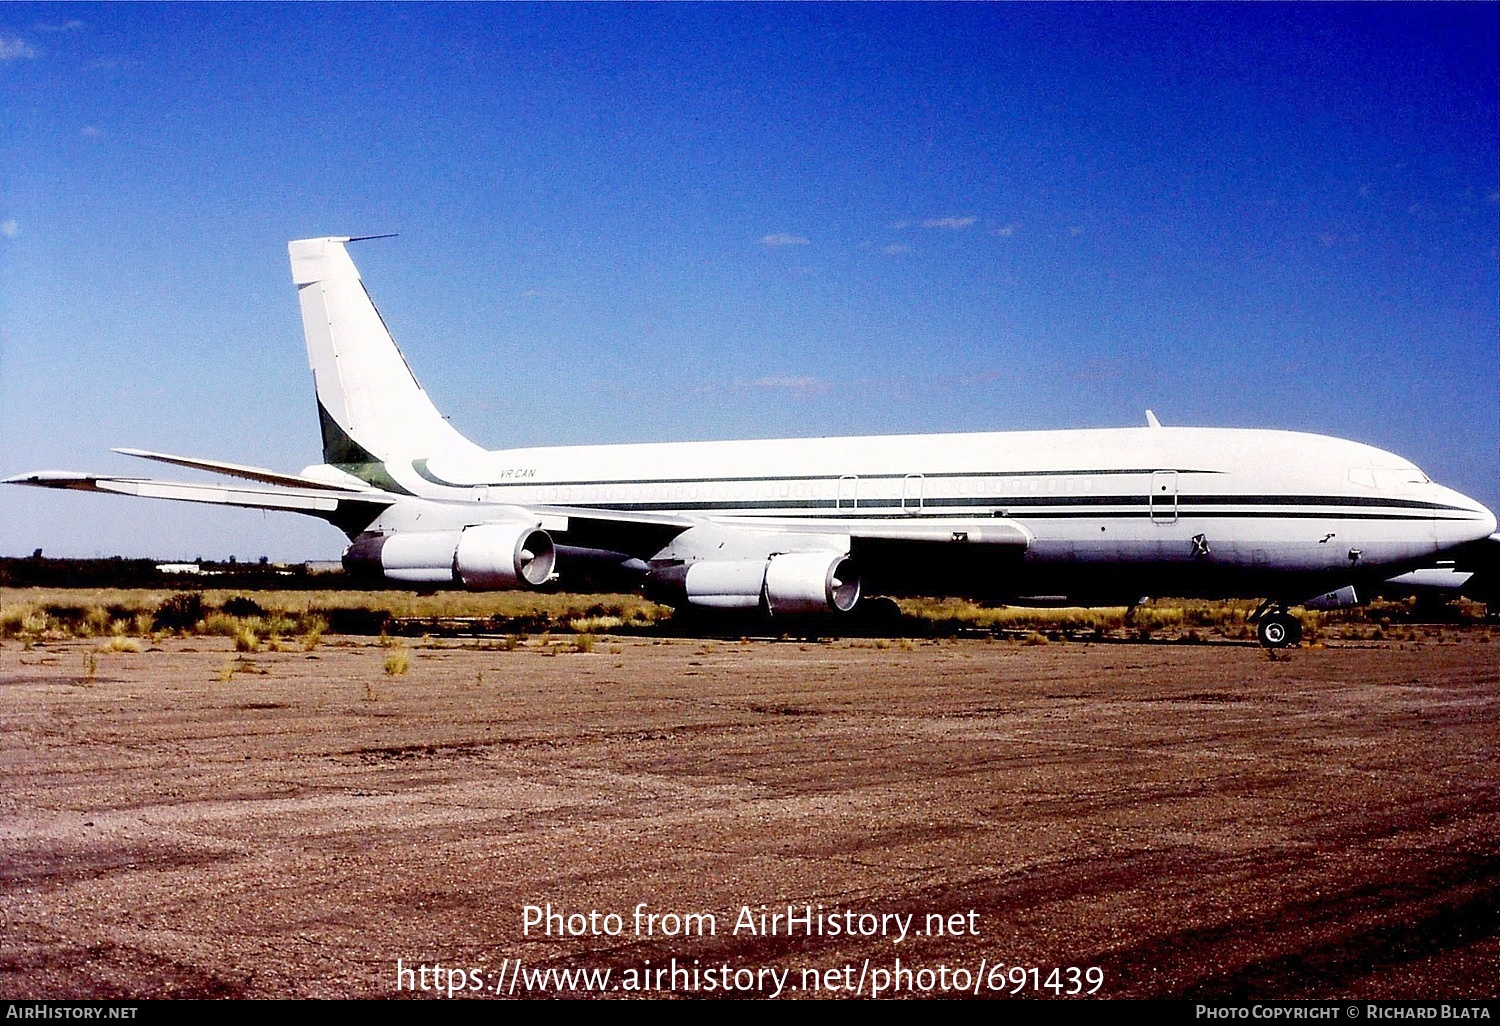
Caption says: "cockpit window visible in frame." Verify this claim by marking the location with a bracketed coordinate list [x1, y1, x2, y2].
[1350, 466, 1424, 492]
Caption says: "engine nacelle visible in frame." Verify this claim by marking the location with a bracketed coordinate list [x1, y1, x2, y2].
[343, 524, 556, 589]
[455, 523, 557, 588]
[1302, 584, 1359, 610]
[651, 552, 860, 615]
[764, 551, 861, 614]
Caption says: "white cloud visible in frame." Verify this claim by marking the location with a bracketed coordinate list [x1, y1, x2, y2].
[81, 125, 101, 137]
[34, 19, 83, 33]
[1068, 225, 1085, 237]
[889, 219, 913, 230]
[882, 244, 909, 255]
[921, 216, 976, 230]
[990, 224, 1016, 237]
[760, 233, 810, 247]
[0, 37, 38, 60]
[1, 220, 19, 238]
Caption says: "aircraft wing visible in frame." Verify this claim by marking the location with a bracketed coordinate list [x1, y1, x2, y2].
[4, 471, 396, 516]
[714, 516, 1033, 547]
[525, 504, 707, 562]
[526, 505, 1033, 554]
[518, 504, 1033, 600]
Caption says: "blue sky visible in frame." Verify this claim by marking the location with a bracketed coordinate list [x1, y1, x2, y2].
[2, 3, 1496, 561]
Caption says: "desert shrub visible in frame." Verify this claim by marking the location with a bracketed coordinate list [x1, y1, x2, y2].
[83, 606, 112, 637]
[1134, 606, 1184, 632]
[0, 605, 38, 638]
[17, 610, 51, 642]
[301, 614, 327, 651]
[384, 647, 410, 675]
[199, 612, 242, 636]
[315, 607, 392, 635]
[221, 595, 264, 617]
[567, 615, 623, 633]
[1295, 611, 1321, 644]
[153, 593, 204, 632]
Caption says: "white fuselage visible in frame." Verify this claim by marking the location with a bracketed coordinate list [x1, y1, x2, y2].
[324, 424, 1494, 603]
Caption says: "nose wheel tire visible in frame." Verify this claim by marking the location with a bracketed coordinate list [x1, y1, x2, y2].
[1257, 613, 1302, 649]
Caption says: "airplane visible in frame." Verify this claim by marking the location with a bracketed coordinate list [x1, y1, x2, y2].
[8, 236, 1496, 648]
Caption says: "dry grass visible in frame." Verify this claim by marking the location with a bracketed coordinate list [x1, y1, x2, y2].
[0, 587, 1488, 645]
[383, 646, 411, 676]
[98, 636, 143, 653]
[0, 587, 652, 622]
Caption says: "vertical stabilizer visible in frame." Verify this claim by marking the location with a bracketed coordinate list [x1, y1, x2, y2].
[289, 237, 482, 465]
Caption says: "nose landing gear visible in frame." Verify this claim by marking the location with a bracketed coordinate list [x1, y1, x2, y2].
[1251, 600, 1303, 649]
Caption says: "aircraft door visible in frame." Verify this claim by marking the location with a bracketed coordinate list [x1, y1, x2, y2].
[902, 474, 924, 514]
[837, 475, 859, 510]
[1149, 471, 1178, 524]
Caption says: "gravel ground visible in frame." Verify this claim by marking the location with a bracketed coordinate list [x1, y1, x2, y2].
[2, 633, 1496, 999]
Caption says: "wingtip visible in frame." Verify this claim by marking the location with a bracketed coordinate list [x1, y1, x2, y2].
[4, 471, 91, 484]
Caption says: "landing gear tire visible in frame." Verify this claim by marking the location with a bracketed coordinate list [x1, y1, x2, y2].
[1257, 613, 1302, 649]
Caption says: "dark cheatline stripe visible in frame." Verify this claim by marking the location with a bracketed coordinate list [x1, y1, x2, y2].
[558, 503, 1465, 524]
[409, 462, 1224, 489]
[553, 494, 1469, 517]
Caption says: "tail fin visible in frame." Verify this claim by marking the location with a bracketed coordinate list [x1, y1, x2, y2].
[289, 237, 482, 466]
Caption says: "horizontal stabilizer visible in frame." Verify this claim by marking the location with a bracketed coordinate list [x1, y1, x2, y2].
[113, 448, 372, 492]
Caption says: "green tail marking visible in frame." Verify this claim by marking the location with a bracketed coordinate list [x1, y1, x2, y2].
[317, 400, 416, 496]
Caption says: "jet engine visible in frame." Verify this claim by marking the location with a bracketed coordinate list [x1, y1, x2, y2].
[344, 523, 556, 589]
[650, 552, 860, 615]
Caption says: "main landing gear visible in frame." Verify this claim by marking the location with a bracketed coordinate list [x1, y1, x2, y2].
[1251, 600, 1303, 649]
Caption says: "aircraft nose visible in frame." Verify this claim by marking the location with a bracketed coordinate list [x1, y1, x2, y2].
[1438, 486, 1497, 543]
